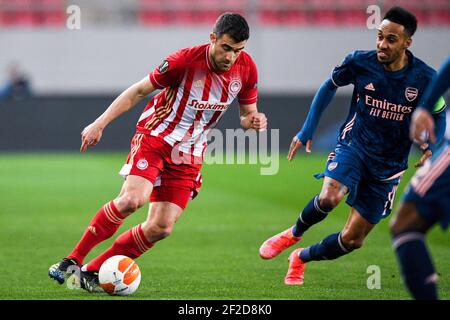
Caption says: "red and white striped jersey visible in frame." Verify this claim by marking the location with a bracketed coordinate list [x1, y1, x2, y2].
[136, 43, 258, 157]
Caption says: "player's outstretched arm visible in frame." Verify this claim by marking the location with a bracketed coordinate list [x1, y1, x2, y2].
[80, 76, 156, 152]
[288, 78, 337, 161]
[239, 103, 267, 131]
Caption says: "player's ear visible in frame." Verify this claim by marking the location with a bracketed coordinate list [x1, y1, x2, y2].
[404, 36, 412, 49]
[210, 32, 217, 44]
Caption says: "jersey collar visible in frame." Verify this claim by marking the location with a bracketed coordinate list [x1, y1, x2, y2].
[382, 50, 415, 78]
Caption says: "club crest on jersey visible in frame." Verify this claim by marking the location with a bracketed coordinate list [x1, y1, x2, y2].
[328, 162, 338, 171]
[229, 79, 242, 94]
[405, 87, 418, 102]
[137, 159, 148, 170]
[193, 79, 203, 88]
[158, 60, 169, 74]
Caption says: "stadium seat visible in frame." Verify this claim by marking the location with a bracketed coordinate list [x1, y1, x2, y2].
[312, 10, 339, 26]
[2, 0, 446, 27]
[339, 9, 367, 26]
[174, 10, 195, 24]
[413, 10, 429, 26]
[38, 0, 64, 26]
[382, 0, 423, 8]
[309, 0, 338, 10]
[428, 10, 450, 26]
[222, 0, 248, 11]
[40, 11, 65, 26]
[8, 11, 37, 26]
[425, 0, 449, 6]
[282, 10, 308, 25]
[335, 0, 367, 7]
[259, 10, 280, 25]
[139, 11, 170, 25]
[198, 10, 223, 24]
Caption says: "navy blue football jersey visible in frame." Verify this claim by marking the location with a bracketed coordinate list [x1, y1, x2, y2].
[331, 50, 446, 180]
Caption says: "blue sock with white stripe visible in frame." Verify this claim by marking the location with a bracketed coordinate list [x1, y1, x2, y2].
[392, 231, 438, 300]
[292, 195, 330, 237]
[300, 232, 351, 262]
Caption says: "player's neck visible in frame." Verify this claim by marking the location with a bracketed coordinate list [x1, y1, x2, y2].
[383, 52, 408, 72]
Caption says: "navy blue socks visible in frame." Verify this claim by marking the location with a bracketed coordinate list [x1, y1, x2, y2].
[392, 231, 438, 300]
[292, 195, 330, 237]
[300, 232, 351, 262]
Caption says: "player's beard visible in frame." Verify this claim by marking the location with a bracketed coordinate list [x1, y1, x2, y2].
[215, 56, 232, 71]
[377, 50, 390, 63]
[216, 60, 231, 71]
[378, 50, 400, 67]
[210, 53, 229, 71]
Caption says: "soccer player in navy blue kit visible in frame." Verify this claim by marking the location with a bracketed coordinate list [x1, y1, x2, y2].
[259, 7, 447, 286]
[390, 55, 450, 300]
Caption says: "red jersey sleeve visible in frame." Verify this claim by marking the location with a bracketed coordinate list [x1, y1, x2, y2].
[238, 55, 258, 105]
[149, 49, 187, 89]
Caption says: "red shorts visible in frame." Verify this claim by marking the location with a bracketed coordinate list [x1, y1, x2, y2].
[119, 133, 203, 209]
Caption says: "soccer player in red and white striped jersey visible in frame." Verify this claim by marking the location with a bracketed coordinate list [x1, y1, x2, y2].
[48, 13, 267, 291]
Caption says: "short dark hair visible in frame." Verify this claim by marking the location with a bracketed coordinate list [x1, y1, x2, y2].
[383, 7, 418, 37]
[213, 13, 250, 42]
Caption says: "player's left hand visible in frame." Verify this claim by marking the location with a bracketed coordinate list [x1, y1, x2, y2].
[288, 136, 312, 161]
[414, 143, 432, 168]
[251, 113, 267, 131]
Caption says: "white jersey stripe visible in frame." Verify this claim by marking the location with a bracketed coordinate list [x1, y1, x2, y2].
[166, 70, 226, 148]
[192, 110, 227, 156]
[138, 103, 155, 123]
[415, 147, 450, 196]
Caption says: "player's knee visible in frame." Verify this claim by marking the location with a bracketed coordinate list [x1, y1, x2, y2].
[318, 194, 342, 211]
[389, 202, 419, 237]
[389, 218, 402, 237]
[340, 232, 364, 250]
[116, 194, 146, 214]
[143, 222, 173, 242]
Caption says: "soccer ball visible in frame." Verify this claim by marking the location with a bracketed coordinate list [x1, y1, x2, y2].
[98, 255, 141, 296]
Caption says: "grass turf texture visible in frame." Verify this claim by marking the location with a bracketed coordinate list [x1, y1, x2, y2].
[0, 153, 448, 300]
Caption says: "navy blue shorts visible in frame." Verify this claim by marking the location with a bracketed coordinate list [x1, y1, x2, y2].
[402, 143, 450, 230]
[315, 144, 401, 224]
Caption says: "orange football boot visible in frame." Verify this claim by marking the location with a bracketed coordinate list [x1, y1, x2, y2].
[259, 227, 301, 259]
[284, 248, 307, 285]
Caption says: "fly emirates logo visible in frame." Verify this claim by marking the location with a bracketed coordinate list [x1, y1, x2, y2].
[365, 95, 413, 121]
[187, 99, 229, 111]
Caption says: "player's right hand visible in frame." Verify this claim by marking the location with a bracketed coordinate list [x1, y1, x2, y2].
[80, 122, 103, 152]
[410, 108, 436, 145]
[287, 136, 312, 161]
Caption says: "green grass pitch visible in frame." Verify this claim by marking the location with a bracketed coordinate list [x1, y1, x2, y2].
[0, 153, 448, 300]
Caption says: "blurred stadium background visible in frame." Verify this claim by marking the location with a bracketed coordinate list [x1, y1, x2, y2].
[1, 0, 449, 151]
[0, 0, 449, 300]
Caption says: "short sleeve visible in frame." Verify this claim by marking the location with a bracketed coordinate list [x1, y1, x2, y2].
[238, 57, 258, 105]
[330, 52, 357, 87]
[149, 49, 187, 89]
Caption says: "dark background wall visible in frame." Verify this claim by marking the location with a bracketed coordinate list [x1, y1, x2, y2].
[0, 94, 353, 152]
